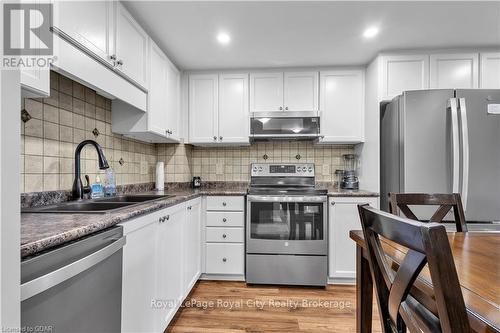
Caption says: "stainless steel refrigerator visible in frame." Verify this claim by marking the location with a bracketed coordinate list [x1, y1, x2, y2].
[380, 89, 500, 224]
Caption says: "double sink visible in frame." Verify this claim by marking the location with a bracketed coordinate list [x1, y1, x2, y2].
[22, 194, 174, 214]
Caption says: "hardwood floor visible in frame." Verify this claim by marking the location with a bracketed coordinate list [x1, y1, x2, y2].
[166, 281, 381, 333]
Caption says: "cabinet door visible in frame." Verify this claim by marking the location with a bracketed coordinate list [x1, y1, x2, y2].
[430, 53, 479, 89]
[480, 52, 500, 88]
[165, 60, 181, 141]
[219, 74, 249, 144]
[184, 199, 201, 295]
[148, 39, 168, 137]
[189, 74, 218, 143]
[328, 197, 378, 281]
[319, 70, 364, 143]
[52, 1, 114, 63]
[156, 205, 185, 331]
[21, 0, 49, 98]
[381, 54, 429, 99]
[249, 72, 284, 112]
[284, 71, 319, 112]
[114, 2, 148, 88]
[121, 220, 158, 333]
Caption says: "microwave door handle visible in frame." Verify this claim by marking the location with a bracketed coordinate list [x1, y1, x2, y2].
[448, 98, 460, 194]
[458, 98, 470, 211]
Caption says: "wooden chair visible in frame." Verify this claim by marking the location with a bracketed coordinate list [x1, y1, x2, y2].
[388, 193, 468, 232]
[357, 204, 471, 333]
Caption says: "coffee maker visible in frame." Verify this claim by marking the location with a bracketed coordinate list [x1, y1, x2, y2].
[341, 154, 359, 190]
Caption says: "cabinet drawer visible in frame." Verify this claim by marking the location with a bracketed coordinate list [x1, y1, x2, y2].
[206, 227, 244, 243]
[205, 243, 244, 275]
[206, 211, 244, 227]
[206, 196, 244, 211]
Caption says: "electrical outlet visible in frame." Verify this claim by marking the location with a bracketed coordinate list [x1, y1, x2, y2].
[322, 164, 330, 176]
[216, 162, 223, 175]
[140, 160, 148, 175]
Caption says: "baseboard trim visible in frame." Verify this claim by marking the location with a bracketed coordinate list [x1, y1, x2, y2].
[200, 273, 246, 281]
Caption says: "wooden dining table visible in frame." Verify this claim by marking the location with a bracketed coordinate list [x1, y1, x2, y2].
[350, 230, 500, 333]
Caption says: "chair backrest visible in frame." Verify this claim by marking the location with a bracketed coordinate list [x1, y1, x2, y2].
[358, 204, 471, 333]
[388, 193, 468, 232]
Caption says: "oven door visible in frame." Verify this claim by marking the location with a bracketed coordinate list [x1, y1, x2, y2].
[246, 195, 327, 255]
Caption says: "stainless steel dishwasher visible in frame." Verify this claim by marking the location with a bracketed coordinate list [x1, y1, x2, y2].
[21, 226, 126, 333]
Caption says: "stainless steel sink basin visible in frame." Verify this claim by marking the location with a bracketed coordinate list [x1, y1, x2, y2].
[22, 194, 174, 214]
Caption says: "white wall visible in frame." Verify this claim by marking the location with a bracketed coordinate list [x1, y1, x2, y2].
[0, 3, 21, 329]
[356, 58, 381, 192]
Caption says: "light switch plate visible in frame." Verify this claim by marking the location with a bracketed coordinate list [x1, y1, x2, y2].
[322, 164, 330, 176]
[216, 162, 223, 175]
[140, 160, 148, 175]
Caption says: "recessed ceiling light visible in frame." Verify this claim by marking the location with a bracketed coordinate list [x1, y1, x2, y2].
[363, 26, 379, 39]
[217, 32, 231, 45]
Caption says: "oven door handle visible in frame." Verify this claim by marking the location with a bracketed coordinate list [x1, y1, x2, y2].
[247, 195, 327, 203]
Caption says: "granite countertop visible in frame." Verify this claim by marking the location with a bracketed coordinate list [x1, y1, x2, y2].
[21, 183, 378, 259]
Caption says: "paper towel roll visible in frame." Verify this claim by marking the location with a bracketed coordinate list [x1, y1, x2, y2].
[156, 162, 164, 191]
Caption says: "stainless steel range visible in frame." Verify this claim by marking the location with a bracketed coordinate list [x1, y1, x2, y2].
[246, 163, 328, 286]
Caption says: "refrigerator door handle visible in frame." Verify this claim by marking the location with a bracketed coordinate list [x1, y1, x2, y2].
[448, 98, 460, 193]
[458, 98, 470, 211]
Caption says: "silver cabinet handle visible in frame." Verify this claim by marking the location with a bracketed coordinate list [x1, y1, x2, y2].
[165, 215, 170, 221]
[187, 206, 192, 210]
[331, 202, 335, 206]
[21, 237, 126, 301]
[222, 218, 227, 222]
[279, 106, 283, 111]
[285, 107, 289, 110]
[109, 54, 116, 61]
[159, 216, 164, 223]
[219, 136, 223, 141]
[222, 258, 227, 262]
[213, 136, 217, 141]
[222, 202, 227, 206]
[117, 60, 123, 66]
[222, 234, 227, 238]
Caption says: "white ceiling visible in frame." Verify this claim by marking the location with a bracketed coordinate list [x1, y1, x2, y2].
[124, 1, 500, 70]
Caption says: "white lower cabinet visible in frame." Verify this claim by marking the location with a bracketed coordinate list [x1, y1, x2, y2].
[120, 198, 202, 332]
[184, 198, 202, 294]
[328, 197, 378, 284]
[155, 204, 185, 330]
[203, 196, 245, 279]
[120, 213, 159, 333]
[205, 243, 245, 275]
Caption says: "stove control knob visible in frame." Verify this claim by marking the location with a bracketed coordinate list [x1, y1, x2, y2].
[308, 167, 313, 172]
[302, 167, 307, 172]
[258, 166, 263, 172]
[253, 166, 258, 172]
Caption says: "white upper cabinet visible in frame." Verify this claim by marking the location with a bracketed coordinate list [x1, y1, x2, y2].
[52, 1, 115, 64]
[147, 39, 168, 137]
[114, 2, 149, 89]
[284, 71, 319, 111]
[189, 74, 219, 144]
[430, 53, 479, 89]
[480, 52, 500, 88]
[249, 72, 284, 112]
[218, 74, 249, 144]
[381, 54, 429, 99]
[318, 70, 364, 144]
[21, 0, 49, 98]
[165, 61, 181, 141]
[250, 71, 319, 113]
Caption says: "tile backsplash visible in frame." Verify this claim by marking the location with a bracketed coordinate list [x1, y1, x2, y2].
[191, 142, 353, 182]
[21, 71, 157, 193]
[21, 72, 353, 193]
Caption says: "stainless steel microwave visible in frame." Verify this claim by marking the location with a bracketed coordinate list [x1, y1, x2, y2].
[250, 112, 321, 140]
